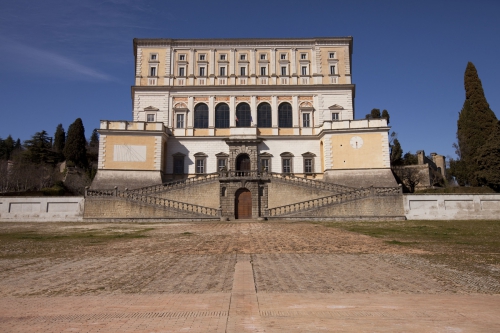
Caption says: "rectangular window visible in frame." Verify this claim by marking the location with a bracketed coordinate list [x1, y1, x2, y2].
[282, 158, 291, 173]
[301, 53, 307, 60]
[220, 54, 226, 60]
[150, 54, 157, 60]
[302, 113, 310, 127]
[280, 53, 286, 60]
[332, 113, 339, 121]
[199, 67, 205, 77]
[240, 54, 246, 60]
[261, 159, 269, 172]
[240, 67, 246, 76]
[196, 159, 205, 174]
[173, 157, 184, 174]
[176, 114, 184, 128]
[147, 114, 155, 122]
[219, 67, 226, 76]
[260, 67, 266, 76]
[281, 66, 287, 76]
[330, 65, 336, 75]
[260, 54, 266, 60]
[304, 158, 313, 173]
[179, 54, 185, 61]
[179, 67, 185, 77]
[301, 66, 307, 76]
[329, 52, 335, 59]
[199, 54, 205, 61]
[150, 67, 156, 76]
[218, 158, 227, 171]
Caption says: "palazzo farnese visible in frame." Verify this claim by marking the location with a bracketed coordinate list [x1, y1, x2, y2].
[88, 37, 403, 221]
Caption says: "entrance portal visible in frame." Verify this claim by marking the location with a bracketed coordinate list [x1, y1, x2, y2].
[235, 188, 252, 219]
[236, 154, 251, 175]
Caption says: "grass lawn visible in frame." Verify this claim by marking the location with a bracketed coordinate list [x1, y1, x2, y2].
[327, 219, 500, 280]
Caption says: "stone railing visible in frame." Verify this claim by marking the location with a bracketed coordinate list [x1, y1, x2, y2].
[268, 172, 355, 194]
[266, 186, 401, 217]
[127, 173, 220, 194]
[85, 188, 117, 197]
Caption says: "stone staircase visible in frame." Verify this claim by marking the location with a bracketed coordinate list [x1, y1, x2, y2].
[266, 186, 402, 217]
[85, 183, 220, 218]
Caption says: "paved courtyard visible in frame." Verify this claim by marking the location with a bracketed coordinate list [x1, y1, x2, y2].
[0, 222, 499, 332]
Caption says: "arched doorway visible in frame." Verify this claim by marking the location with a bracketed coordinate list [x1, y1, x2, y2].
[236, 153, 251, 176]
[235, 188, 252, 219]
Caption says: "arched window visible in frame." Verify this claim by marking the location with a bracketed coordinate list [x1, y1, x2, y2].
[236, 103, 251, 127]
[257, 103, 272, 128]
[194, 103, 208, 128]
[215, 103, 230, 128]
[278, 102, 292, 128]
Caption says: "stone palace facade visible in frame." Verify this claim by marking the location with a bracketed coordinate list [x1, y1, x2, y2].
[89, 37, 401, 220]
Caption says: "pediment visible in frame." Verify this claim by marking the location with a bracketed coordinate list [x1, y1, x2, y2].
[301, 152, 316, 157]
[194, 152, 208, 157]
[280, 152, 294, 157]
[144, 106, 159, 111]
[328, 104, 344, 110]
[215, 152, 229, 157]
[259, 152, 274, 157]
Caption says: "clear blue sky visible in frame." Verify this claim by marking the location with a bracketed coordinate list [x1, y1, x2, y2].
[1, 0, 499, 159]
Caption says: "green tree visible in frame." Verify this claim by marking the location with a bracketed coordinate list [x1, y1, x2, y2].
[456, 62, 498, 186]
[475, 122, 500, 191]
[390, 138, 403, 165]
[64, 118, 88, 168]
[53, 124, 66, 153]
[370, 108, 381, 119]
[53, 124, 66, 162]
[87, 128, 99, 163]
[381, 109, 390, 124]
[402, 152, 418, 165]
[23, 130, 56, 164]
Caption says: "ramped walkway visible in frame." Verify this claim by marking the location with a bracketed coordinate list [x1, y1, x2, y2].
[1, 254, 499, 332]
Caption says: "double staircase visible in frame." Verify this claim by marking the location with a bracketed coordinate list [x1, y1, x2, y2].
[85, 171, 402, 219]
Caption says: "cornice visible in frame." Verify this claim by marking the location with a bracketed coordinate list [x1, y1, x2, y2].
[133, 37, 353, 49]
[131, 84, 355, 94]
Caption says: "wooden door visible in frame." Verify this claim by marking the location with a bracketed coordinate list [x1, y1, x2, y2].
[235, 189, 252, 219]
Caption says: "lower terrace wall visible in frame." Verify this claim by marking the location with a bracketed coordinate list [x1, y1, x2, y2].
[404, 194, 500, 220]
[84, 197, 217, 220]
[0, 197, 84, 222]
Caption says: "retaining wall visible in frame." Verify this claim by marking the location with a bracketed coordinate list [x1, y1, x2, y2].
[0, 197, 84, 222]
[404, 194, 500, 220]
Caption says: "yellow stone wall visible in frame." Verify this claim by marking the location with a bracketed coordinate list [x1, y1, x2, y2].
[103, 135, 157, 170]
[140, 48, 166, 86]
[319, 46, 347, 84]
[331, 133, 385, 169]
[215, 129, 230, 136]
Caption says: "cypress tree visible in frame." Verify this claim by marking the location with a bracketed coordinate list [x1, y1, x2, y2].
[53, 124, 66, 153]
[64, 118, 88, 168]
[475, 122, 500, 191]
[457, 62, 498, 186]
[381, 109, 390, 124]
[390, 138, 403, 165]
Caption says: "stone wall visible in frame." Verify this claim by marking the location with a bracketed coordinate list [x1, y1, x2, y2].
[83, 197, 214, 220]
[267, 180, 334, 208]
[323, 168, 398, 188]
[0, 197, 84, 222]
[404, 194, 500, 220]
[158, 180, 220, 208]
[273, 195, 404, 218]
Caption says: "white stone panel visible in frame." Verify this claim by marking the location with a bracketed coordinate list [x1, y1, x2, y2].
[113, 145, 147, 162]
